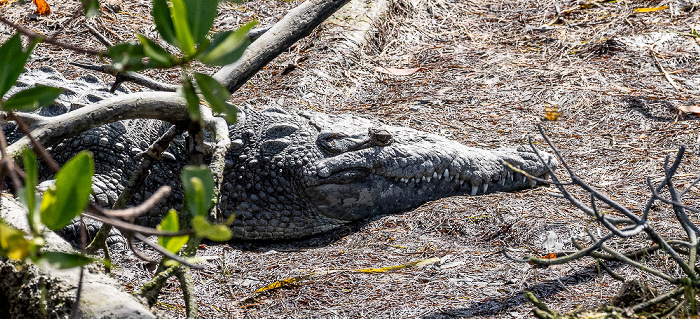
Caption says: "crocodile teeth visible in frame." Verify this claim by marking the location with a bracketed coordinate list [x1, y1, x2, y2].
[427, 176, 432, 182]
[162, 151, 176, 161]
[522, 175, 527, 183]
[500, 177, 505, 185]
[433, 172, 439, 179]
[483, 183, 488, 193]
[410, 177, 416, 183]
[471, 185, 478, 196]
[459, 180, 465, 186]
[401, 178, 408, 183]
[455, 173, 460, 181]
[421, 176, 427, 182]
[443, 169, 449, 178]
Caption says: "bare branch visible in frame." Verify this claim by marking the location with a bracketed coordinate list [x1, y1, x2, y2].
[631, 286, 684, 312]
[590, 194, 646, 237]
[202, 109, 231, 221]
[103, 186, 172, 219]
[680, 175, 700, 197]
[83, 204, 193, 238]
[127, 234, 156, 263]
[600, 243, 679, 283]
[516, 233, 615, 266]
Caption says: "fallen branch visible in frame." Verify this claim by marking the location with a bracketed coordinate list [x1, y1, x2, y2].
[214, 0, 352, 93]
[5, 92, 188, 159]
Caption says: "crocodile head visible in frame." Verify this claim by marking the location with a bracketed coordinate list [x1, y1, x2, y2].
[303, 112, 557, 221]
[222, 108, 557, 240]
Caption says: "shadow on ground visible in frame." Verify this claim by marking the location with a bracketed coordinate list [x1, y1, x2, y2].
[423, 263, 622, 318]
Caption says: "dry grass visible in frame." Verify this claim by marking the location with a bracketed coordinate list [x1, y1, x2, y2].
[3, 0, 700, 317]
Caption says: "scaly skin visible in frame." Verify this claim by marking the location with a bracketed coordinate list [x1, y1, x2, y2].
[5, 68, 558, 241]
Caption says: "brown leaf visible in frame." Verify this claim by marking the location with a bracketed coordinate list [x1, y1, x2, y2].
[374, 66, 422, 76]
[678, 105, 700, 114]
[32, 0, 51, 15]
[541, 253, 557, 259]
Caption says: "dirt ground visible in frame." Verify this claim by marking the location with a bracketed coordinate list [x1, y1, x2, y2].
[3, 0, 700, 318]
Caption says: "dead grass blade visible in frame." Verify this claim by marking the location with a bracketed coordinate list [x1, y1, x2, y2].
[237, 257, 441, 305]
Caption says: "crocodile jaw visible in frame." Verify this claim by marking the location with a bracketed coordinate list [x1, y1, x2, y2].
[305, 131, 557, 221]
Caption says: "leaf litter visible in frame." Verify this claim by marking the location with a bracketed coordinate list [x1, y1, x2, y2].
[4, 0, 700, 318]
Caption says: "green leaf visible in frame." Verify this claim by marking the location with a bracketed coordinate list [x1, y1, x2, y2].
[181, 166, 215, 217]
[0, 222, 32, 261]
[83, 0, 101, 18]
[40, 152, 94, 230]
[192, 215, 232, 241]
[107, 43, 147, 71]
[194, 73, 237, 123]
[35, 251, 95, 269]
[184, 0, 218, 46]
[180, 74, 201, 121]
[136, 34, 177, 68]
[170, 0, 196, 56]
[20, 150, 40, 235]
[0, 34, 36, 97]
[2, 86, 63, 112]
[199, 21, 256, 66]
[157, 209, 189, 254]
[152, 0, 179, 48]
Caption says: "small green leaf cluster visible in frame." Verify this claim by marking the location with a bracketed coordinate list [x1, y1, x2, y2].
[156, 166, 232, 256]
[0, 0, 237, 273]
[0, 34, 62, 112]
[0, 150, 97, 269]
[0, 30, 97, 269]
[105, 0, 255, 123]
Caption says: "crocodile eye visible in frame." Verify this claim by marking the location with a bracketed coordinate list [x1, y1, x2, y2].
[317, 132, 350, 154]
[369, 128, 393, 146]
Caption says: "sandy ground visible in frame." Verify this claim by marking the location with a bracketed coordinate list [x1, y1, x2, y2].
[3, 0, 700, 318]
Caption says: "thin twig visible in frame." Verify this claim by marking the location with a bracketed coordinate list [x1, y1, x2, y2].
[510, 233, 615, 266]
[70, 62, 178, 92]
[133, 233, 203, 269]
[83, 22, 114, 47]
[102, 186, 172, 219]
[83, 205, 194, 237]
[0, 15, 100, 56]
[650, 49, 687, 93]
[631, 286, 684, 312]
[597, 260, 625, 281]
[127, 234, 155, 263]
[680, 175, 700, 197]
[0, 127, 23, 193]
[9, 112, 61, 173]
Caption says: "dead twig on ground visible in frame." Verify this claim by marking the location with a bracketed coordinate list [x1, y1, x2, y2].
[508, 125, 700, 317]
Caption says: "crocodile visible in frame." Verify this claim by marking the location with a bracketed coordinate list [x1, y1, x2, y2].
[4, 67, 557, 241]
